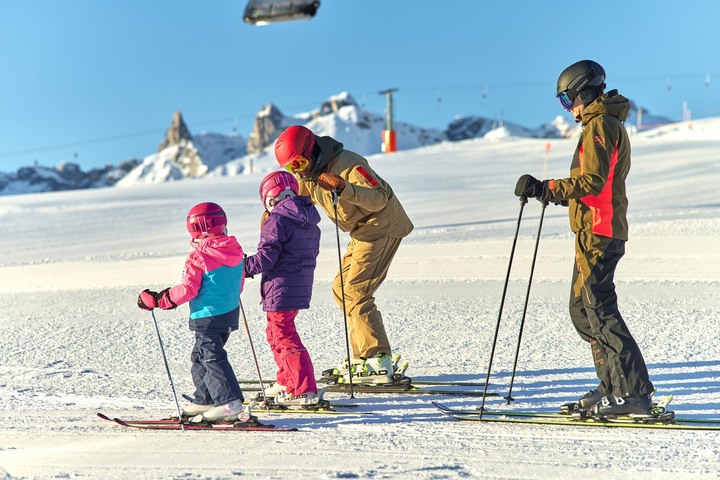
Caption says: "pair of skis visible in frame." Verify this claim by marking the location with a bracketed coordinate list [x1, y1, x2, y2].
[97, 399, 365, 431]
[238, 377, 497, 398]
[96, 412, 296, 432]
[433, 396, 720, 431]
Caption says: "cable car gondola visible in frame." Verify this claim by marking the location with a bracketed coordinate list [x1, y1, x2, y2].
[243, 0, 320, 26]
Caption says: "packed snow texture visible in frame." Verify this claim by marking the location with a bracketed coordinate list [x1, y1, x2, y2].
[1, 118, 719, 479]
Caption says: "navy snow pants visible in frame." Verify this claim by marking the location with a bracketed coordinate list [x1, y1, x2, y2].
[189, 330, 243, 406]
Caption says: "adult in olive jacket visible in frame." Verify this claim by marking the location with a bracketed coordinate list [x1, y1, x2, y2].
[515, 60, 654, 416]
[274, 125, 413, 383]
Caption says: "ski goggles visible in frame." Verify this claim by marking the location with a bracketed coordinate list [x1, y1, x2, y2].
[283, 155, 310, 174]
[557, 91, 574, 110]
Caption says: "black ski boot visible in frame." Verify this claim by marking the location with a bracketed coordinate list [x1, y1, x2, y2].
[578, 389, 605, 409]
[560, 388, 605, 413]
[591, 394, 653, 416]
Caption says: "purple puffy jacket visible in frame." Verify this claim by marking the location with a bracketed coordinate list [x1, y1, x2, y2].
[245, 195, 321, 311]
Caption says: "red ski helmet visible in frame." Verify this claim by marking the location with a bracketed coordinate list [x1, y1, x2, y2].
[259, 170, 299, 211]
[274, 125, 316, 168]
[186, 202, 227, 239]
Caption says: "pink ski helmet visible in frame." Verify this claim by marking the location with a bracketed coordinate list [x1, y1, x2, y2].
[259, 171, 299, 211]
[274, 125, 316, 168]
[186, 202, 227, 239]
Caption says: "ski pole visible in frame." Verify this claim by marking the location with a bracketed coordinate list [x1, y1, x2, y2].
[505, 199, 547, 404]
[149, 309, 185, 430]
[239, 297, 269, 409]
[333, 189, 355, 398]
[479, 196, 527, 418]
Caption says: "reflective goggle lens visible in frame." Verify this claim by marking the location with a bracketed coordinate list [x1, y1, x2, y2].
[283, 155, 309, 173]
[558, 91, 574, 109]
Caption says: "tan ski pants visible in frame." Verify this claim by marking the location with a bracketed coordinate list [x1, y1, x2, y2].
[332, 236, 403, 358]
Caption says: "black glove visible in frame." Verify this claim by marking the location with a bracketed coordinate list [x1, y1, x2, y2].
[515, 174, 559, 205]
[515, 174, 543, 198]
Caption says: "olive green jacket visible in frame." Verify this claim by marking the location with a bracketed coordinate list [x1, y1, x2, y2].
[548, 90, 631, 240]
[296, 135, 414, 241]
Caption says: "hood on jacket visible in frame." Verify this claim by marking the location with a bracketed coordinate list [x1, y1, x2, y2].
[582, 89, 630, 125]
[190, 235, 244, 267]
[304, 135, 345, 181]
[271, 195, 321, 228]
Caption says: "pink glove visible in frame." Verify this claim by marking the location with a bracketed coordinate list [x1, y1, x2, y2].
[137, 289, 159, 310]
[156, 288, 177, 310]
[138, 288, 177, 310]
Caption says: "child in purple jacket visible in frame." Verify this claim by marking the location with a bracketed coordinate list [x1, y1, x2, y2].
[245, 171, 323, 407]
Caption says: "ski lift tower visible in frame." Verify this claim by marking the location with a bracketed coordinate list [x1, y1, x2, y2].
[379, 88, 398, 153]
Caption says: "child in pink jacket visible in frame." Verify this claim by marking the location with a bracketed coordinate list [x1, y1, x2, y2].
[137, 202, 246, 422]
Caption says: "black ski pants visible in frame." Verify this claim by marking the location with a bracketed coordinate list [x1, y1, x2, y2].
[569, 232, 654, 398]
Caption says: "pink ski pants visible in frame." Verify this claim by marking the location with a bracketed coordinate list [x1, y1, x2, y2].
[266, 310, 317, 396]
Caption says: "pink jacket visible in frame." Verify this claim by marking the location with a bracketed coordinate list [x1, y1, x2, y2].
[162, 235, 246, 321]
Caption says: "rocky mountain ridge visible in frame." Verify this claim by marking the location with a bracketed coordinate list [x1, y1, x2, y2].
[0, 92, 671, 195]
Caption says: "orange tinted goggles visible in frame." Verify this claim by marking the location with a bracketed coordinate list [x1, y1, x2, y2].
[283, 155, 310, 174]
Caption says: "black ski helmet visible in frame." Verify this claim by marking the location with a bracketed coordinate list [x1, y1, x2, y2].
[556, 60, 606, 106]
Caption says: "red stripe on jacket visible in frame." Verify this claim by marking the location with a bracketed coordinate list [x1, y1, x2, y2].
[579, 141, 619, 237]
[355, 166, 379, 187]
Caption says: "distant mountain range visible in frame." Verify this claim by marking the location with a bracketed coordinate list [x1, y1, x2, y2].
[0, 92, 672, 195]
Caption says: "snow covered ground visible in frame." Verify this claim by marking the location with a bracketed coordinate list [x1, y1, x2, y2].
[1, 118, 719, 479]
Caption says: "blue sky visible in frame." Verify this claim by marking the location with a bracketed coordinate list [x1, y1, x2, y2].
[1, 0, 718, 172]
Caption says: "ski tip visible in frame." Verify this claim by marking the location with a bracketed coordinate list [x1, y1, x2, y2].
[113, 418, 133, 427]
[96, 412, 112, 421]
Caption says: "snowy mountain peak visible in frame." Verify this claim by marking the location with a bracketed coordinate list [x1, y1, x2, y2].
[247, 103, 293, 154]
[319, 91, 358, 115]
[157, 111, 193, 152]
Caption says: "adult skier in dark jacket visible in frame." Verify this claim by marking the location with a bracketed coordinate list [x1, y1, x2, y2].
[245, 171, 323, 407]
[515, 60, 655, 416]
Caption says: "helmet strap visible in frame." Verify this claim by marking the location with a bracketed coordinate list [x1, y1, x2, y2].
[577, 84, 606, 106]
[310, 143, 321, 162]
[264, 198, 275, 212]
[265, 191, 296, 212]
